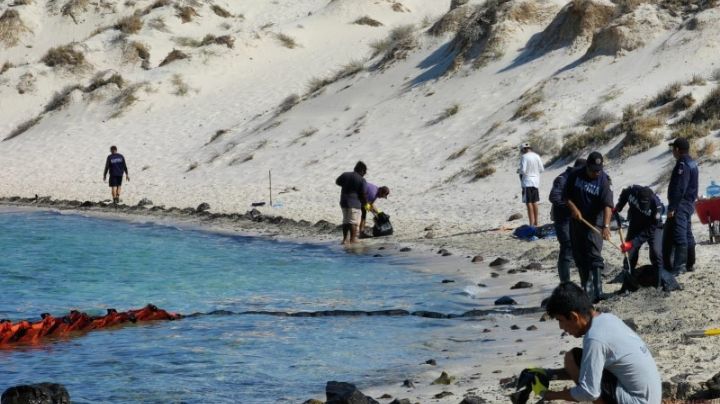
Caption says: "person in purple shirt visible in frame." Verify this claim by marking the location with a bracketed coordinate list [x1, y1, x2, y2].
[360, 183, 390, 234]
[103, 145, 129, 204]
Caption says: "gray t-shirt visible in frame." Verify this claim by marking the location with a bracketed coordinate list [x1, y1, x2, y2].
[571, 313, 661, 404]
[336, 171, 366, 209]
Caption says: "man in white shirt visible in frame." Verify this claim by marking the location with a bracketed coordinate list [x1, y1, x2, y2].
[518, 143, 544, 226]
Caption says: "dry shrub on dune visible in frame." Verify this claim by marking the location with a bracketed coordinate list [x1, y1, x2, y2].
[620, 116, 663, 157]
[122, 41, 151, 69]
[370, 24, 416, 68]
[41, 44, 86, 69]
[61, 0, 89, 22]
[353, 16, 383, 26]
[176, 5, 198, 23]
[275, 33, 298, 49]
[201, 34, 234, 48]
[0, 9, 31, 48]
[159, 49, 188, 67]
[690, 85, 720, 123]
[0, 61, 12, 75]
[211, 4, 232, 18]
[115, 14, 143, 34]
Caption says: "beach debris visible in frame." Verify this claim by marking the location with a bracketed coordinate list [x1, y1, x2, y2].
[388, 399, 411, 404]
[511, 324, 520, 330]
[137, 197, 153, 207]
[516, 352, 523, 356]
[507, 213, 523, 221]
[0, 305, 180, 348]
[511, 281, 533, 289]
[1, 383, 69, 404]
[425, 359, 437, 366]
[441, 279, 455, 283]
[246, 208, 263, 221]
[483, 328, 492, 333]
[499, 376, 517, 388]
[494, 296, 517, 305]
[399, 247, 412, 252]
[459, 396, 488, 404]
[471, 255, 483, 263]
[434, 391, 454, 399]
[477, 283, 487, 287]
[438, 248, 450, 255]
[325, 381, 379, 404]
[526, 325, 538, 331]
[402, 379, 415, 388]
[491, 272, 500, 278]
[523, 262, 542, 270]
[493, 370, 502, 374]
[432, 371, 456, 385]
[251, 202, 266, 207]
[424, 230, 435, 239]
[196, 202, 210, 212]
[424, 224, 437, 231]
[489, 257, 509, 267]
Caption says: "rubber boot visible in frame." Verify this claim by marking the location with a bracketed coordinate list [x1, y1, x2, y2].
[591, 267, 605, 303]
[558, 253, 571, 284]
[686, 244, 696, 272]
[671, 245, 688, 276]
[578, 266, 590, 294]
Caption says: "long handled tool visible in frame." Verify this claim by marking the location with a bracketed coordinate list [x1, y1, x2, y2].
[614, 212, 638, 291]
[684, 328, 720, 338]
[568, 201, 620, 250]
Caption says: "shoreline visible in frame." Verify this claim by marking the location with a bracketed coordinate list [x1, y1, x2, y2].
[2, 197, 719, 403]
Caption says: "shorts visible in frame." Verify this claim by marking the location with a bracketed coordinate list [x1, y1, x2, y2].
[109, 176, 123, 187]
[571, 347, 619, 404]
[341, 208, 361, 225]
[522, 187, 539, 203]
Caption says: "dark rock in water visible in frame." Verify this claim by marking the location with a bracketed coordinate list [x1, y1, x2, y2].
[432, 371, 455, 385]
[477, 283, 487, 287]
[527, 325, 538, 331]
[80, 201, 93, 208]
[399, 247, 412, 252]
[389, 399, 411, 404]
[494, 296, 517, 305]
[507, 213, 523, 221]
[482, 328, 492, 333]
[196, 202, 210, 212]
[511, 281, 533, 289]
[471, 255, 483, 263]
[325, 381, 379, 404]
[373, 254, 383, 258]
[515, 338, 523, 342]
[1, 383, 70, 404]
[433, 391, 453, 399]
[137, 198, 153, 207]
[523, 262, 542, 270]
[517, 352, 523, 356]
[378, 246, 385, 250]
[425, 359, 437, 366]
[510, 325, 520, 330]
[412, 311, 448, 319]
[442, 251, 452, 257]
[302, 400, 323, 404]
[379, 393, 392, 399]
[623, 318, 638, 332]
[438, 248, 449, 255]
[490, 272, 499, 278]
[489, 257, 509, 267]
[402, 379, 415, 388]
[507, 269, 518, 274]
[441, 279, 455, 284]
[460, 396, 488, 404]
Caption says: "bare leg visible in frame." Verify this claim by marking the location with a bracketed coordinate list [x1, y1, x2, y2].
[526, 203, 534, 226]
[531, 203, 540, 226]
[359, 218, 366, 234]
[341, 224, 350, 244]
[116, 186, 122, 202]
[349, 224, 359, 243]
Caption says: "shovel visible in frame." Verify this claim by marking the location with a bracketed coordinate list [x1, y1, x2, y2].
[684, 328, 720, 338]
[567, 201, 620, 250]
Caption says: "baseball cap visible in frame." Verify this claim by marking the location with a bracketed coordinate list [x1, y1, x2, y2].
[668, 137, 689, 151]
[519, 142, 530, 151]
[587, 151, 604, 172]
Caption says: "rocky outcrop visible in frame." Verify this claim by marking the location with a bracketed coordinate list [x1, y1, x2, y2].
[325, 381, 379, 404]
[1, 383, 69, 404]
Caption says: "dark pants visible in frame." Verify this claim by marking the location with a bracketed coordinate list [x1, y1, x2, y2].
[570, 348, 618, 404]
[555, 218, 573, 283]
[570, 219, 604, 301]
[663, 203, 696, 274]
[624, 226, 663, 271]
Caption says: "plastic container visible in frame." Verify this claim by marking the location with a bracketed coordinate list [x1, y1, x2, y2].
[707, 181, 720, 198]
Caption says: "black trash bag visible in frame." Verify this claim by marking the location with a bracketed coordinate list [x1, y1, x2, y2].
[372, 212, 393, 237]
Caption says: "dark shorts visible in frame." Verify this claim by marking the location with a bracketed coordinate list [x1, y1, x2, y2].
[109, 176, 123, 187]
[571, 347, 618, 404]
[522, 187, 539, 203]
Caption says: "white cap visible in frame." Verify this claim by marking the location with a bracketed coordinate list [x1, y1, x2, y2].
[519, 142, 530, 151]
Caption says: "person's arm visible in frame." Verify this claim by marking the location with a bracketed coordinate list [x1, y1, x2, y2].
[601, 181, 614, 240]
[123, 157, 129, 180]
[538, 155, 545, 173]
[615, 186, 630, 213]
[103, 156, 109, 180]
[335, 174, 344, 187]
[549, 175, 566, 206]
[560, 339, 606, 402]
[358, 179, 368, 207]
[667, 161, 687, 217]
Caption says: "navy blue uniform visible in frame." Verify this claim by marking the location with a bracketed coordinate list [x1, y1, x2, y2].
[104, 153, 128, 187]
[615, 186, 679, 290]
[549, 167, 574, 282]
[563, 167, 613, 301]
[663, 155, 699, 274]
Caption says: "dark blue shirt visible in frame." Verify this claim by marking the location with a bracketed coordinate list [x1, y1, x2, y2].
[615, 185, 664, 231]
[562, 167, 614, 226]
[667, 154, 698, 212]
[335, 171, 367, 209]
[549, 167, 573, 221]
[104, 153, 128, 177]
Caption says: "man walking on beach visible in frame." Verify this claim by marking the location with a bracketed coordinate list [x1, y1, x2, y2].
[103, 145, 129, 205]
[615, 185, 680, 291]
[518, 143, 544, 226]
[336, 161, 368, 244]
[563, 151, 613, 303]
[663, 137, 699, 276]
[517, 282, 662, 403]
[549, 158, 585, 283]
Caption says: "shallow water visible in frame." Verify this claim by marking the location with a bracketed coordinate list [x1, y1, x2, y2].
[0, 210, 474, 403]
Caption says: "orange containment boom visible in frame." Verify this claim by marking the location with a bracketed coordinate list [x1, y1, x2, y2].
[0, 304, 181, 348]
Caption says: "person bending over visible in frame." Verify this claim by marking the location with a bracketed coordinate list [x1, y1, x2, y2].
[517, 282, 661, 404]
[103, 145, 129, 204]
[360, 183, 390, 234]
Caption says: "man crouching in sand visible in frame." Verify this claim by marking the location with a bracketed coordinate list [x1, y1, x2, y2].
[514, 282, 661, 404]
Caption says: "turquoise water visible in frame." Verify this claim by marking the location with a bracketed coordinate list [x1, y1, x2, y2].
[0, 210, 471, 403]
